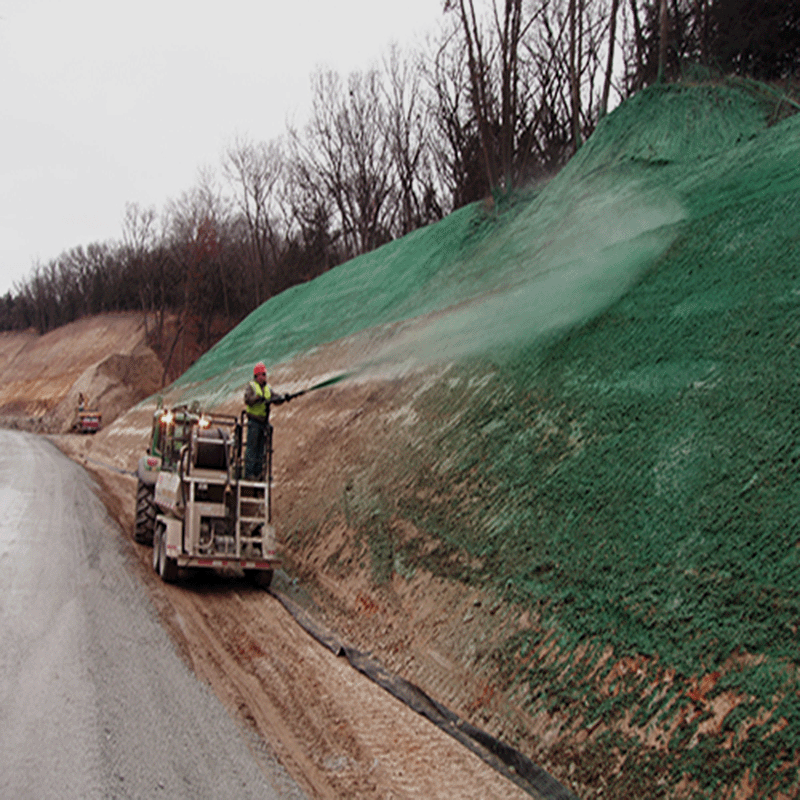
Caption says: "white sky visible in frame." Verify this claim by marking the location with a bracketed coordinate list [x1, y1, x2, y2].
[0, 0, 446, 295]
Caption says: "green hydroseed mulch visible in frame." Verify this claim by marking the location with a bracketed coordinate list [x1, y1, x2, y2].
[169, 80, 800, 797]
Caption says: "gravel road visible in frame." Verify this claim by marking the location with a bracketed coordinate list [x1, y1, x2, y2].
[0, 429, 304, 800]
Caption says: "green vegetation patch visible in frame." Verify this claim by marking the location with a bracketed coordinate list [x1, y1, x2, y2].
[168, 81, 800, 798]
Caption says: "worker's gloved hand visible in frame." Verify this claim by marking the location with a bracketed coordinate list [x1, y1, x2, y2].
[274, 390, 303, 404]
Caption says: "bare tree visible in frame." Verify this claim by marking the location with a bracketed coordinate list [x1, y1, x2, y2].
[421, 23, 489, 208]
[291, 69, 396, 258]
[658, 0, 669, 81]
[282, 145, 342, 272]
[383, 43, 445, 233]
[163, 169, 233, 376]
[497, 0, 525, 188]
[446, 0, 500, 190]
[625, 0, 647, 90]
[122, 202, 164, 343]
[569, 0, 582, 151]
[223, 136, 285, 306]
[601, 0, 622, 117]
[444, 0, 593, 189]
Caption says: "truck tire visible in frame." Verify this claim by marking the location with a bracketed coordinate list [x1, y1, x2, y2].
[134, 479, 156, 545]
[245, 569, 273, 589]
[154, 522, 178, 583]
[152, 523, 161, 573]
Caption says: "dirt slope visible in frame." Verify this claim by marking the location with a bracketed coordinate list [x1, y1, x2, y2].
[44, 336, 545, 800]
[0, 314, 547, 797]
[0, 313, 162, 433]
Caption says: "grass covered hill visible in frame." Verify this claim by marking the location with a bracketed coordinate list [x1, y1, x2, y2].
[167, 80, 800, 798]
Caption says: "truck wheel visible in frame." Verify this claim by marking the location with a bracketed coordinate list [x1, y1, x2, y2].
[246, 569, 273, 589]
[154, 522, 179, 583]
[152, 523, 162, 573]
[134, 479, 156, 545]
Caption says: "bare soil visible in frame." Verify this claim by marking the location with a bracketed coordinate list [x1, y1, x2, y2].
[2, 314, 543, 799]
[0, 313, 162, 433]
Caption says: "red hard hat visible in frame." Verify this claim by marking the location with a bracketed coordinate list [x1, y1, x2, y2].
[253, 361, 267, 376]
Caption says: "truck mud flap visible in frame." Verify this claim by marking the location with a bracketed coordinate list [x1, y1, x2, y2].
[269, 586, 577, 800]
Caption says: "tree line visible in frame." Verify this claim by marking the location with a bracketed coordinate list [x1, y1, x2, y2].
[2, 0, 797, 372]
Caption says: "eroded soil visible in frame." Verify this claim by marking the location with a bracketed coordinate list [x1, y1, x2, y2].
[0, 312, 587, 797]
[14, 315, 539, 799]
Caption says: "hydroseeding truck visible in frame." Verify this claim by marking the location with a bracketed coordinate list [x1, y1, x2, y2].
[134, 403, 279, 586]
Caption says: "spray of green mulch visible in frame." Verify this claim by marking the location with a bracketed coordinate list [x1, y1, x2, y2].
[169, 80, 800, 797]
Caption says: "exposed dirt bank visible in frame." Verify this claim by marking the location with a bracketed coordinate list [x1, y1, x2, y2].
[2, 315, 551, 797]
[52, 409, 564, 797]
[0, 313, 162, 433]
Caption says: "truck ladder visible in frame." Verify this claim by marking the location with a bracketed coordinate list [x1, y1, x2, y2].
[235, 480, 267, 557]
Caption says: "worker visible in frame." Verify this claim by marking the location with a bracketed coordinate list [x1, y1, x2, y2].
[244, 362, 289, 479]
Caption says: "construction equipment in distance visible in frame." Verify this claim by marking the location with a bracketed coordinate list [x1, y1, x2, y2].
[78, 409, 102, 433]
[75, 393, 101, 434]
[134, 403, 278, 586]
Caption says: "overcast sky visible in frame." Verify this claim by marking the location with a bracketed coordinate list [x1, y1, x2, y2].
[0, 0, 446, 295]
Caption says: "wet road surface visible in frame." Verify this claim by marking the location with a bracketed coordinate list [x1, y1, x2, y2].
[0, 430, 305, 799]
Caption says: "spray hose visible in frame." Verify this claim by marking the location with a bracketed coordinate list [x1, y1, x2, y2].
[286, 372, 351, 401]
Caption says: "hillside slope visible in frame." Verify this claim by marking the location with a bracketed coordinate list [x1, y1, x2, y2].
[56, 80, 800, 799]
[0, 313, 163, 432]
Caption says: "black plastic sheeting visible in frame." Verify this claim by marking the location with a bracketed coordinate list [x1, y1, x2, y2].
[269, 587, 579, 800]
[85, 456, 137, 477]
